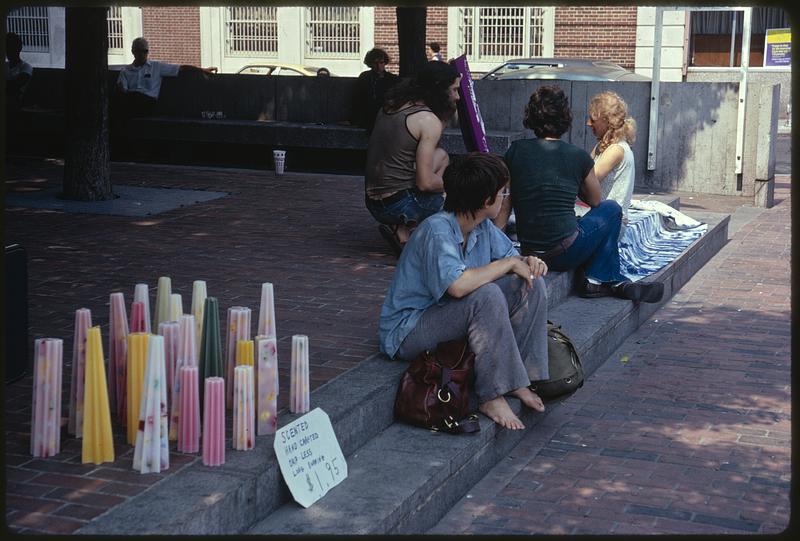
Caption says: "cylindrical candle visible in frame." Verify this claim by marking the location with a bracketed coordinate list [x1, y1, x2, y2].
[133, 334, 169, 473]
[82, 327, 114, 465]
[133, 283, 152, 334]
[153, 276, 172, 331]
[191, 280, 207, 353]
[30, 338, 63, 457]
[107, 292, 129, 423]
[199, 297, 223, 408]
[171, 314, 197, 441]
[158, 321, 180, 407]
[202, 377, 225, 466]
[126, 332, 149, 445]
[169, 293, 183, 323]
[68, 308, 92, 437]
[225, 307, 251, 409]
[233, 365, 255, 451]
[257, 282, 277, 338]
[290, 335, 310, 414]
[177, 365, 200, 453]
[130, 301, 147, 334]
[255, 336, 278, 435]
[236, 339, 254, 367]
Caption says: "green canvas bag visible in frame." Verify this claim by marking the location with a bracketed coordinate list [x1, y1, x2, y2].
[529, 321, 584, 400]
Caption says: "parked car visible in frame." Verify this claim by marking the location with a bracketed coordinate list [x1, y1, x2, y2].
[236, 63, 335, 77]
[481, 58, 649, 81]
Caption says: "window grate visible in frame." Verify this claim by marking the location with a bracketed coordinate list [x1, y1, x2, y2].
[459, 6, 547, 62]
[6, 6, 50, 52]
[305, 6, 360, 58]
[107, 6, 124, 51]
[225, 6, 278, 56]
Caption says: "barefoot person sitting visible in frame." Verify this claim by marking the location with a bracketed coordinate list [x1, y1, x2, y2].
[379, 152, 549, 430]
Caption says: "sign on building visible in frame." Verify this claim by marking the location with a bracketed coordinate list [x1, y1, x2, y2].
[764, 28, 790, 67]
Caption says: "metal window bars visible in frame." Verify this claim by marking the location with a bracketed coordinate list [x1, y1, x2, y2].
[107, 6, 124, 51]
[304, 6, 360, 58]
[225, 6, 278, 56]
[458, 6, 546, 61]
[6, 6, 50, 52]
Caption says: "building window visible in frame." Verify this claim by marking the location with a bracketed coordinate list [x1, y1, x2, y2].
[225, 6, 278, 56]
[6, 6, 50, 52]
[304, 6, 360, 58]
[458, 6, 547, 61]
[107, 6, 124, 51]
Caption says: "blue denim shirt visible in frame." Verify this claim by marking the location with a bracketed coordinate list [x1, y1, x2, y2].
[379, 211, 518, 358]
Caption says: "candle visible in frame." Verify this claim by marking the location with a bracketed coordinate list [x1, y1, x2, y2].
[169, 293, 183, 322]
[30, 338, 63, 457]
[153, 276, 172, 330]
[68, 308, 92, 437]
[199, 297, 223, 408]
[107, 292, 128, 423]
[82, 327, 114, 465]
[133, 334, 169, 473]
[126, 332, 149, 445]
[255, 336, 278, 435]
[177, 365, 200, 453]
[170, 314, 197, 441]
[133, 283, 152, 334]
[202, 377, 225, 466]
[233, 365, 255, 451]
[225, 307, 251, 409]
[158, 321, 180, 408]
[236, 339, 254, 367]
[129, 301, 147, 334]
[191, 280, 207, 353]
[290, 335, 310, 414]
[257, 282, 276, 338]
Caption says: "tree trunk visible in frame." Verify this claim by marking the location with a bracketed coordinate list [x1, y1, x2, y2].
[62, 7, 112, 201]
[396, 7, 428, 78]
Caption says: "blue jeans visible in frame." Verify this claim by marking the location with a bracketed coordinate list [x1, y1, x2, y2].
[365, 189, 444, 228]
[528, 200, 626, 283]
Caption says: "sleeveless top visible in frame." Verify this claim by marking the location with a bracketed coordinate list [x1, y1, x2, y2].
[364, 104, 432, 198]
[597, 140, 635, 221]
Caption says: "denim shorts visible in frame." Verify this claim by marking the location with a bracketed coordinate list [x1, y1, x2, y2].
[365, 189, 445, 228]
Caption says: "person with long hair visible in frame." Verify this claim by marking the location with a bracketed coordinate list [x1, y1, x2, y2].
[351, 48, 399, 131]
[364, 61, 461, 256]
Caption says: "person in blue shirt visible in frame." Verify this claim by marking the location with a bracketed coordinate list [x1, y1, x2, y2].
[379, 152, 550, 430]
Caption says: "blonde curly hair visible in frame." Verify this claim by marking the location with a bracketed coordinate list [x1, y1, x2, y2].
[588, 91, 636, 153]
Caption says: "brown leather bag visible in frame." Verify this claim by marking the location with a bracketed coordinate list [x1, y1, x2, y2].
[393, 339, 480, 434]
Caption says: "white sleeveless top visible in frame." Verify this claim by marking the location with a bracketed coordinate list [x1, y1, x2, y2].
[597, 140, 635, 221]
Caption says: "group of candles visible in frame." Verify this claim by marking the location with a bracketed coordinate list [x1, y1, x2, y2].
[29, 279, 312, 471]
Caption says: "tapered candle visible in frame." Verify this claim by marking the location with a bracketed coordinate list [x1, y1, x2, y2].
[257, 282, 276, 338]
[133, 283, 152, 333]
[225, 307, 251, 409]
[177, 365, 200, 453]
[169, 293, 183, 323]
[30, 338, 63, 457]
[154, 276, 172, 331]
[82, 327, 114, 465]
[130, 301, 147, 334]
[233, 365, 255, 451]
[255, 336, 278, 435]
[107, 292, 128, 423]
[68, 308, 92, 437]
[202, 377, 225, 466]
[158, 321, 180, 406]
[191, 280, 207, 353]
[199, 297, 223, 408]
[126, 332, 149, 445]
[133, 334, 169, 473]
[290, 335, 310, 414]
[171, 314, 197, 441]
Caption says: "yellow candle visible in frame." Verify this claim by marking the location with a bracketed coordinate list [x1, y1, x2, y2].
[82, 327, 114, 464]
[235, 339, 254, 367]
[126, 333, 149, 445]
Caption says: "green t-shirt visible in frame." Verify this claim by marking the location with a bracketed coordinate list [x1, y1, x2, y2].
[505, 138, 594, 252]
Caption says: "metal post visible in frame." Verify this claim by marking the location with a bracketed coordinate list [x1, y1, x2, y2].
[647, 7, 664, 171]
[734, 7, 751, 178]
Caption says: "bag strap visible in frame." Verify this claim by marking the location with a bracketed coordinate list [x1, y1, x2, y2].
[547, 320, 581, 365]
[437, 414, 480, 434]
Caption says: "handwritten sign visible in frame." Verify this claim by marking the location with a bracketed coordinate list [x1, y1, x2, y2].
[273, 407, 347, 508]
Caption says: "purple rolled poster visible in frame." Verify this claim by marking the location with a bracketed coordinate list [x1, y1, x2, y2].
[452, 55, 489, 153]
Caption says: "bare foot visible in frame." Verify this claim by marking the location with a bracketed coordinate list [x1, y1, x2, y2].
[479, 396, 525, 430]
[511, 386, 545, 412]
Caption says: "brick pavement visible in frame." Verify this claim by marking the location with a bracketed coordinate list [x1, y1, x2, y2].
[432, 176, 791, 535]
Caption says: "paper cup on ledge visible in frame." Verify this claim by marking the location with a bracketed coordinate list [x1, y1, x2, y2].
[273, 150, 286, 175]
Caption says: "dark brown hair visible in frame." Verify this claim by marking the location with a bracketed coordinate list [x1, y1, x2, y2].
[384, 60, 460, 122]
[443, 152, 509, 219]
[364, 48, 390, 68]
[523, 85, 572, 138]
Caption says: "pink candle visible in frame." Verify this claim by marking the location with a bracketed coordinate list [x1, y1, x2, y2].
[177, 365, 200, 453]
[171, 314, 197, 441]
[290, 335, 310, 414]
[133, 283, 152, 334]
[257, 283, 276, 338]
[130, 301, 147, 334]
[233, 365, 255, 451]
[225, 307, 251, 409]
[30, 338, 63, 457]
[68, 308, 92, 437]
[255, 336, 278, 435]
[133, 334, 169, 473]
[158, 321, 180, 407]
[107, 292, 129, 423]
[202, 377, 225, 466]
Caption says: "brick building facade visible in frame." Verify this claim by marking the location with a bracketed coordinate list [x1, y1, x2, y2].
[142, 6, 202, 66]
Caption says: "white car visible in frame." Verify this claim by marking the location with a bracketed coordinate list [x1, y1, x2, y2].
[236, 63, 334, 77]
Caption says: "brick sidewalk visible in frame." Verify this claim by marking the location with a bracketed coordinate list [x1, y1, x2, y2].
[432, 177, 791, 535]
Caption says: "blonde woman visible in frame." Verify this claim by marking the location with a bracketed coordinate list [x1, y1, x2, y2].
[587, 91, 636, 226]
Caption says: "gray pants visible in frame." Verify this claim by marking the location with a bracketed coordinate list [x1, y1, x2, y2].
[396, 274, 549, 404]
